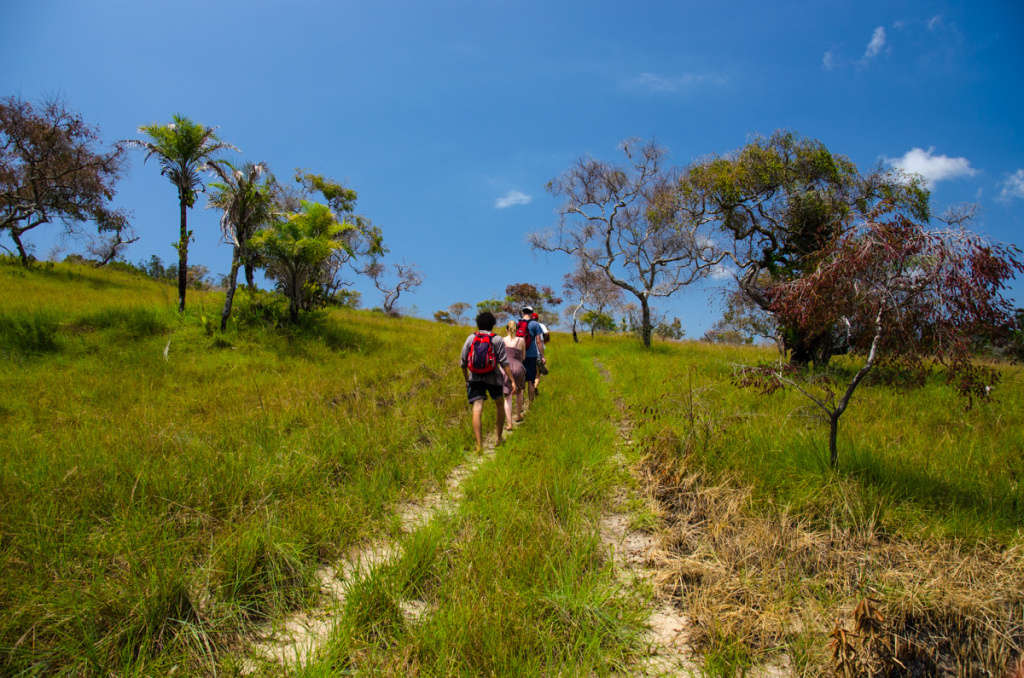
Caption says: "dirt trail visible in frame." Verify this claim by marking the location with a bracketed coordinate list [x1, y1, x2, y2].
[243, 423, 517, 670]
[594, 359, 785, 677]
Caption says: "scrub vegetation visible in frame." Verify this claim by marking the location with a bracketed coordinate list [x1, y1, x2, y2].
[1, 259, 1022, 677]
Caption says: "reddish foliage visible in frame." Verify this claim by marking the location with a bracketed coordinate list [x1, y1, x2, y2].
[765, 201, 1023, 408]
[1, 95, 130, 264]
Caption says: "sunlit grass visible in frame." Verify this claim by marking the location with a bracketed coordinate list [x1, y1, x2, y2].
[581, 334, 1024, 541]
[0, 260, 473, 675]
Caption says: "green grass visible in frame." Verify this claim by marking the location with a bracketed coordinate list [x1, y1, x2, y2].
[0, 259, 474, 675]
[580, 335, 1024, 542]
[293, 335, 650, 677]
[3, 257, 1022, 676]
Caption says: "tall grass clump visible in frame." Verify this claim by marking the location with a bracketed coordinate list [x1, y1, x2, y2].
[0, 308, 63, 353]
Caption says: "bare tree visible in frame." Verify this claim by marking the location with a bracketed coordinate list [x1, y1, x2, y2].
[365, 260, 423, 316]
[84, 225, 139, 266]
[530, 138, 719, 347]
[448, 301, 471, 324]
[563, 257, 624, 339]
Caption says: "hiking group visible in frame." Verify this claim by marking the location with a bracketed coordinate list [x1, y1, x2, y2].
[459, 306, 548, 454]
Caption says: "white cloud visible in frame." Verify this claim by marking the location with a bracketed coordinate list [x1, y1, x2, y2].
[864, 26, 887, 60]
[822, 51, 836, 70]
[927, 14, 943, 31]
[633, 72, 725, 93]
[709, 264, 733, 281]
[884, 147, 978, 187]
[998, 170, 1024, 202]
[495, 190, 531, 209]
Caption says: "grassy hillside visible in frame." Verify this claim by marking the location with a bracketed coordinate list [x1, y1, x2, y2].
[1, 259, 1021, 677]
[1, 260, 478, 674]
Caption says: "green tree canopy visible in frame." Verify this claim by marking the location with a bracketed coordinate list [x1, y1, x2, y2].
[679, 130, 930, 366]
[250, 201, 348, 323]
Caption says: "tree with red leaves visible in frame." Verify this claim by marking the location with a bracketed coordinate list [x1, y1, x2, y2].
[500, 282, 562, 325]
[1, 95, 132, 266]
[736, 201, 1023, 469]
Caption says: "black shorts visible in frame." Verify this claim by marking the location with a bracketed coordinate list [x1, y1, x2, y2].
[467, 380, 503, 403]
[522, 356, 538, 382]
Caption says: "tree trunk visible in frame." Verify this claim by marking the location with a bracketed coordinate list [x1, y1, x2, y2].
[176, 187, 189, 314]
[640, 300, 652, 348]
[220, 246, 241, 331]
[244, 258, 256, 291]
[572, 319, 579, 343]
[828, 413, 840, 469]
[12, 229, 30, 266]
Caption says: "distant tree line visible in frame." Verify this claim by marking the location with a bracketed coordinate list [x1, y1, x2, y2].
[1, 95, 423, 327]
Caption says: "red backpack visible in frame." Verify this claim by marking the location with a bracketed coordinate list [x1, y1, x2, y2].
[515, 319, 533, 350]
[467, 332, 497, 374]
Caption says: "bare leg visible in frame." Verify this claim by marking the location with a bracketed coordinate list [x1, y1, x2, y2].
[495, 399, 506, 445]
[503, 393, 514, 430]
[471, 399, 485, 454]
[515, 390, 524, 420]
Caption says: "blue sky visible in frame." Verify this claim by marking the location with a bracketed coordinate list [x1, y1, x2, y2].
[4, 0, 1022, 335]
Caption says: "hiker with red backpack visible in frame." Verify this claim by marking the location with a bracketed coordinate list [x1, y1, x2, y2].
[516, 307, 546, 404]
[460, 311, 519, 454]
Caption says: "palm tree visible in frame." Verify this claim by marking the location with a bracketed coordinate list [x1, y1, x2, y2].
[206, 161, 274, 330]
[123, 115, 237, 312]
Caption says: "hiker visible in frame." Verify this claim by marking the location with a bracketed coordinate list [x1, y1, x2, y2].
[460, 311, 518, 454]
[531, 312, 550, 393]
[516, 307, 545, 404]
[501, 319, 527, 429]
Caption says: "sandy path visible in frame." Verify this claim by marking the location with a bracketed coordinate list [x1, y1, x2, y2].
[243, 422, 517, 671]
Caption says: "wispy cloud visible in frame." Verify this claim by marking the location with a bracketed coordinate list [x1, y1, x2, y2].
[884, 147, 978, 187]
[864, 26, 887, 60]
[822, 51, 836, 70]
[495, 190, 531, 209]
[927, 14, 943, 31]
[998, 170, 1024, 202]
[632, 72, 725, 93]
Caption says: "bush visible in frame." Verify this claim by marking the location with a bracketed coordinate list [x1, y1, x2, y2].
[0, 310, 62, 353]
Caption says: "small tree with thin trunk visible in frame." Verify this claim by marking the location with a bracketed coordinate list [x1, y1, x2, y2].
[500, 283, 563, 326]
[448, 302, 471, 325]
[735, 201, 1023, 469]
[206, 161, 274, 330]
[364, 260, 424, 316]
[563, 258, 624, 339]
[531, 138, 719, 347]
[122, 115, 237, 313]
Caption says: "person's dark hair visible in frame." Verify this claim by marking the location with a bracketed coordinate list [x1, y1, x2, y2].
[476, 311, 497, 331]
